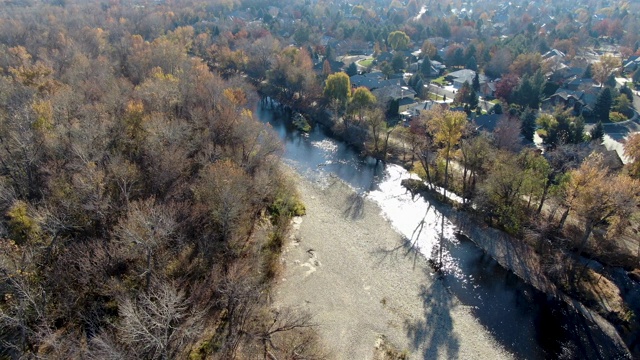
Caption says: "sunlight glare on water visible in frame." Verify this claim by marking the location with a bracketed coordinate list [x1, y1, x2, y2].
[366, 164, 463, 277]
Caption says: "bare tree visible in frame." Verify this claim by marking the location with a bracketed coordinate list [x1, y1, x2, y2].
[250, 307, 321, 360]
[115, 278, 204, 360]
[114, 198, 177, 290]
[492, 116, 523, 152]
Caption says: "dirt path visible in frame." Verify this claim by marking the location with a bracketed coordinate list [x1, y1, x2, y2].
[273, 174, 512, 359]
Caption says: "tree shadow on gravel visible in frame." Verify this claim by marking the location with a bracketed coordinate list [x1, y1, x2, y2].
[342, 192, 365, 219]
[368, 203, 435, 270]
[405, 281, 460, 359]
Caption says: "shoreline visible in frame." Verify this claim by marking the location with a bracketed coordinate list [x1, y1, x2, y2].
[409, 185, 632, 358]
[273, 172, 513, 359]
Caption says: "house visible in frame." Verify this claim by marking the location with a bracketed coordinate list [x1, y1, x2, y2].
[408, 59, 446, 77]
[472, 114, 503, 133]
[548, 66, 585, 84]
[400, 100, 440, 120]
[350, 72, 403, 90]
[542, 89, 598, 116]
[372, 84, 417, 109]
[445, 69, 493, 97]
[565, 78, 596, 91]
[592, 143, 624, 171]
[623, 56, 640, 73]
[542, 49, 566, 61]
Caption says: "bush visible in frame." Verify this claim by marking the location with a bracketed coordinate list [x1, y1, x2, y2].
[609, 111, 627, 123]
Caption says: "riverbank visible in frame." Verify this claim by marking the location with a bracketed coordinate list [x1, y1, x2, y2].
[406, 183, 632, 358]
[273, 172, 513, 359]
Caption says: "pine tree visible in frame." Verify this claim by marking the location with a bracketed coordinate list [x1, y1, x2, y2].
[520, 108, 537, 142]
[466, 56, 478, 71]
[590, 121, 604, 142]
[346, 62, 358, 76]
[472, 71, 480, 92]
[593, 87, 612, 122]
[633, 68, 640, 83]
[469, 89, 479, 109]
[583, 64, 592, 79]
[421, 56, 432, 77]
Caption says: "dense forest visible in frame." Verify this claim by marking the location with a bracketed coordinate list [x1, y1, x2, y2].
[1, 0, 640, 357]
[0, 0, 324, 359]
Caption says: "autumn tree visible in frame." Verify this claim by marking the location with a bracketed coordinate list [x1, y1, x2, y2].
[349, 86, 376, 122]
[592, 54, 622, 87]
[560, 155, 639, 277]
[477, 151, 526, 233]
[194, 160, 255, 257]
[323, 72, 351, 111]
[421, 40, 437, 59]
[364, 108, 394, 161]
[426, 109, 467, 196]
[387, 31, 410, 51]
[624, 133, 640, 178]
[459, 131, 492, 202]
[509, 53, 543, 77]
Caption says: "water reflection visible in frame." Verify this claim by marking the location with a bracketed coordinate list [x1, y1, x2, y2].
[257, 106, 385, 192]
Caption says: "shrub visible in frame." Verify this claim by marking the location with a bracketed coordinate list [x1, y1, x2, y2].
[609, 111, 627, 123]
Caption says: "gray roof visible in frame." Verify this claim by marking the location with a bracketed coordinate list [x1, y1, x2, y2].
[473, 114, 503, 133]
[350, 72, 396, 90]
[372, 85, 417, 102]
[446, 69, 489, 85]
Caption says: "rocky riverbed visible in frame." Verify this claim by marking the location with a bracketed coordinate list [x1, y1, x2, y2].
[273, 174, 512, 359]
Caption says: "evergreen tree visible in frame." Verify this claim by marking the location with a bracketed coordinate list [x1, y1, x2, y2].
[469, 89, 479, 109]
[583, 64, 592, 79]
[590, 121, 605, 142]
[415, 78, 425, 98]
[466, 56, 478, 71]
[325, 45, 335, 62]
[455, 81, 472, 104]
[420, 56, 432, 77]
[633, 68, 640, 83]
[346, 62, 358, 76]
[391, 52, 406, 72]
[472, 71, 480, 92]
[520, 108, 537, 142]
[620, 84, 633, 102]
[605, 73, 617, 88]
[387, 99, 400, 117]
[593, 87, 612, 122]
[571, 116, 585, 143]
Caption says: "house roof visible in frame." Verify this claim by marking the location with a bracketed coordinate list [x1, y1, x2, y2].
[401, 101, 447, 118]
[349, 72, 394, 90]
[371, 85, 417, 102]
[551, 89, 585, 102]
[473, 114, 502, 133]
[446, 69, 489, 85]
[542, 49, 566, 60]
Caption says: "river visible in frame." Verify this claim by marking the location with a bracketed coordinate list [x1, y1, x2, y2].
[257, 104, 629, 359]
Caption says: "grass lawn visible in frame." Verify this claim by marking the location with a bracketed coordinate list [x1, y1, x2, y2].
[358, 58, 373, 67]
[431, 76, 447, 86]
[428, 93, 445, 101]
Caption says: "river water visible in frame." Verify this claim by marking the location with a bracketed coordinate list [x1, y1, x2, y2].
[257, 105, 629, 359]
